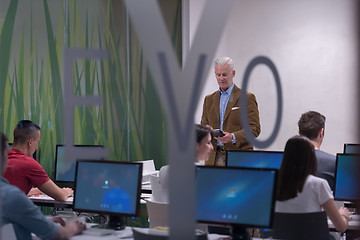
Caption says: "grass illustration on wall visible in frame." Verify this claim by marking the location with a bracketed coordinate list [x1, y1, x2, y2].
[0, 0, 181, 175]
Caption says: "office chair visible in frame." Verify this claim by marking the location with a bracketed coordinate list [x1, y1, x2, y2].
[0, 224, 17, 240]
[271, 211, 330, 240]
[146, 199, 169, 228]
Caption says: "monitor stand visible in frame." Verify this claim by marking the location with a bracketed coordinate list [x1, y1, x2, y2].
[231, 225, 251, 240]
[92, 215, 126, 230]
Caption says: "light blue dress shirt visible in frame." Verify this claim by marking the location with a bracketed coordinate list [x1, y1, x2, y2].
[218, 84, 236, 145]
[0, 177, 58, 240]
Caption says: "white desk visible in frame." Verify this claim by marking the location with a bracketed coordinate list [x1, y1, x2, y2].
[69, 224, 234, 240]
[29, 195, 73, 208]
[70, 225, 133, 240]
[328, 217, 360, 231]
[29, 193, 151, 208]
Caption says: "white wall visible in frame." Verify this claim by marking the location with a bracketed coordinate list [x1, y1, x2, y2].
[191, 0, 359, 155]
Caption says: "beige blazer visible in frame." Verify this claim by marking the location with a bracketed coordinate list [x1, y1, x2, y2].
[200, 84, 261, 165]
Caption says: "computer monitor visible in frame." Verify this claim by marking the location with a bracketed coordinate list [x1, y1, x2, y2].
[54, 145, 104, 185]
[8, 143, 37, 160]
[343, 144, 360, 154]
[334, 154, 360, 202]
[226, 150, 283, 169]
[196, 166, 278, 239]
[73, 160, 142, 230]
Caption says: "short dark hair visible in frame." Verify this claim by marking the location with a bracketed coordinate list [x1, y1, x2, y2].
[277, 135, 317, 201]
[298, 111, 326, 140]
[13, 120, 40, 145]
[1, 132, 8, 157]
[196, 124, 213, 143]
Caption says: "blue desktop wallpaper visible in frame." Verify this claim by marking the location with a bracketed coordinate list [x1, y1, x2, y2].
[334, 155, 360, 201]
[55, 146, 104, 182]
[227, 151, 283, 169]
[344, 145, 360, 154]
[196, 167, 277, 227]
[74, 161, 140, 215]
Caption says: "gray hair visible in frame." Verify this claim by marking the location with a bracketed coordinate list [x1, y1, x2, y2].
[214, 57, 234, 70]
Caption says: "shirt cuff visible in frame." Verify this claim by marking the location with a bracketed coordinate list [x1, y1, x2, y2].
[231, 133, 236, 144]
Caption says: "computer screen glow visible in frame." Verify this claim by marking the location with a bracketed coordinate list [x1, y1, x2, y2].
[196, 166, 277, 228]
[343, 144, 360, 154]
[73, 160, 142, 217]
[334, 154, 360, 201]
[55, 145, 104, 182]
[226, 151, 283, 169]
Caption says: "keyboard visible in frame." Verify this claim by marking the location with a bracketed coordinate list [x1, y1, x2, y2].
[350, 214, 360, 221]
[83, 228, 115, 236]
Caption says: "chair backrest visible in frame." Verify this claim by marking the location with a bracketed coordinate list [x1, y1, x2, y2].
[146, 199, 169, 228]
[272, 211, 330, 240]
[0, 224, 17, 240]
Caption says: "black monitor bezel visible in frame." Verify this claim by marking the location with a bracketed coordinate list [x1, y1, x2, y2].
[334, 153, 360, 202]
[54, 144, 104, 184]
[225, 150, 284, 169]
[195, 165, 278, 228]
[73, 160, 143, 218]
[343, 143, 360, 154]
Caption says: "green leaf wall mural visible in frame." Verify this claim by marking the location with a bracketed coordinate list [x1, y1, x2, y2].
[0, 0, 181, 175]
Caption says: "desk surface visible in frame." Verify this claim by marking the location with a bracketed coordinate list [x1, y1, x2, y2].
[70, 225, 232, 240]
[70, 225, 133, 240]
[29, 195, 73, 208]
[328, 217, 360, 230]
[29, 193, 151, 208]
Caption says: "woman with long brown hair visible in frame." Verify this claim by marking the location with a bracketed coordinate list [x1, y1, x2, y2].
[276, 135, 350, 232]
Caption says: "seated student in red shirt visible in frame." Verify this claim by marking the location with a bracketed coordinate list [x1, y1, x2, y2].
[4, 120, 72, 201]
[1, 132, 85, 239]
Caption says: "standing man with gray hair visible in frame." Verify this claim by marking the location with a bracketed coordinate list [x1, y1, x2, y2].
[298, 111, 336, 191]
[201, 57, 261, 166]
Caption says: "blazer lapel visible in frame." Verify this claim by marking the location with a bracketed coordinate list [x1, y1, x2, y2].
[223, 85, 240, 122]
[212, 92, 221, 125]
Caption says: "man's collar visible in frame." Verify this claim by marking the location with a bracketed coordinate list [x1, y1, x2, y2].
[218, 84, 235, 94]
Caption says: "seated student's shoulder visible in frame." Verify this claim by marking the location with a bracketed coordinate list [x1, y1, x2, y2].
[316, 149, 336, 160]
[308, 175, 331, 190]
[1, 181, 29, 204]
[20, 156, 44, 169]
[308, 174, 327, 183]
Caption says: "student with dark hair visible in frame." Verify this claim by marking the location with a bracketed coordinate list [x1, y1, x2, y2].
[276, 135, 350, 233]
[4, 120, 72, 201]
[0, 132, 85, 239]
[194, 124, 214, 164]
[298, 111, 336, 190]
[151, 124, 214, 202]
